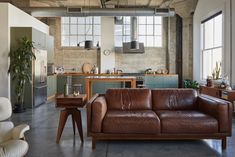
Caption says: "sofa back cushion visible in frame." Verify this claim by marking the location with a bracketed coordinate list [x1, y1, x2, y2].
[152, 89, 198, 110]
[105, 88, 152, 110]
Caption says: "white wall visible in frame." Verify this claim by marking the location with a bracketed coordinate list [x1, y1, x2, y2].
[232, 0, 235, 87]
[0, 3, 49, 98]
[8, 4, 49, 34]
[0, 3, 10, 98]
[193, 0, 231, 84]
[100, 17, 115, 73]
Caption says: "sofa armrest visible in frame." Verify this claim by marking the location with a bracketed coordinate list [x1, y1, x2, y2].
[86, 94, 99, 136]
[197, 95, 232, 134]
[12, 124, 30, 140]
[90, 96, 107, 133]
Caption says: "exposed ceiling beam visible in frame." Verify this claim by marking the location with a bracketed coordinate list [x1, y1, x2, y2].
[100, 0, 106, 8]
[146, 0, 153, 7]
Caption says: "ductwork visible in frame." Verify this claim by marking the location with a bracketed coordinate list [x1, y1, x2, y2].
[123, 16, 144, 53]
[21, 7, 175, 17]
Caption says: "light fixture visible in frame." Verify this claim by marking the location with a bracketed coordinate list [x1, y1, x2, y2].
[77, 40, 93, 50]
[130, 40, 139, 50]
[77, 0, 94, 50]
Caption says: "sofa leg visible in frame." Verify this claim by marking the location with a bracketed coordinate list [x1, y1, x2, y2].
[222, 137, 227, 149]
[92, 138, 96, 149]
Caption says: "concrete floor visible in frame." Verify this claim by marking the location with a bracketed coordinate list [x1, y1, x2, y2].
[11, 101, 235, 157]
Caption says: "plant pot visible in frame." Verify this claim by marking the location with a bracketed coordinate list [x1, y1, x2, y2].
[13, 103, 26, 113]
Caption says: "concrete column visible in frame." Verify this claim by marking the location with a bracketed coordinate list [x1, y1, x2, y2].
[100, 17, 115, 73]
[182, 17, 193, 80]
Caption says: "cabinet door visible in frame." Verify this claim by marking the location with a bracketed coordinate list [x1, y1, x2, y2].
[57, 76, 67, 94]
[46, 36, 54, 63]
[47, 76, 52, 97]
[52, 75, 57, 95]
[32, 28, 46, 49]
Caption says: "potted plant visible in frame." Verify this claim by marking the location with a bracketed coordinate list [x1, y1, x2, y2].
[184, 79, 200, 94]
[8, 37, 36, 113]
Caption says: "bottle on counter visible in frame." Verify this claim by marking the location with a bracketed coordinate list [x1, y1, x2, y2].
[64, 83, 69, 96]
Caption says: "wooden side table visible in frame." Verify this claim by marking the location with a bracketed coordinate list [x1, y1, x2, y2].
[56, 94, 87, 143]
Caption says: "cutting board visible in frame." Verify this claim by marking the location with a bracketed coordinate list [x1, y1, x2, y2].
[82, 63, 93, 73]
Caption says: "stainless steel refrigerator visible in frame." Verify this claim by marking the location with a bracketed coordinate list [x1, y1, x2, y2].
[33, 49, 47, 107]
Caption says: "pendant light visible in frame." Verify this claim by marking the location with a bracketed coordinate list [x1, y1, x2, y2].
[78, 0, 93, 50]
[84, 40, 93, 50]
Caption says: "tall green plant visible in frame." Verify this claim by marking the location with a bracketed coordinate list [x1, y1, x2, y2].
[8, 37, 36, 108]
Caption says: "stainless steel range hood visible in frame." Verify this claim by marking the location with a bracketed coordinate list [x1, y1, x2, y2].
[123, 16, 144, 54]
[123, 42, 145, 54]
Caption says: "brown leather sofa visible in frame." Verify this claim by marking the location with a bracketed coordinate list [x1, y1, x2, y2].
[87, 89, 232, 149]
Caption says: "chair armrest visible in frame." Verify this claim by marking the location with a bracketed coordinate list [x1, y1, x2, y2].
[197, 95, 232, 134]
[11, 124, 30, 140]
[90, 96, 107, 133]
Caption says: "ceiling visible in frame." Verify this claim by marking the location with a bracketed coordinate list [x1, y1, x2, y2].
[3, 0, 198, 17]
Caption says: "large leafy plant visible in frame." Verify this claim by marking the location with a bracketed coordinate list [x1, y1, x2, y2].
[8, 37, 36, 110]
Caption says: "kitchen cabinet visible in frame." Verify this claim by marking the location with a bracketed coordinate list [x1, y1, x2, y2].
[46, 35, 54, 63]
[145, 75, 178, 88]
[92, 82, 122, 95]
[47, 75, 57, 98]
[57, 75, 67, 94]
[32, 28, 46, 49]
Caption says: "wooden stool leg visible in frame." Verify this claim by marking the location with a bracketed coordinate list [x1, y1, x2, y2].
[74, 109, 84, 143]
[222, 137, 227, 149]
[56, 110, 69, 143]
[72, 114, 76, 135]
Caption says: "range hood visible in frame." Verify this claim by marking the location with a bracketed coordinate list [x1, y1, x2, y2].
[123, 16, 144, 54]
[123, 42, 145, 54]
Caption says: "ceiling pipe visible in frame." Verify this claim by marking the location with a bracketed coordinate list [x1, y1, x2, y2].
[130, 16, 139, 50]
[21, 7, 175, 17]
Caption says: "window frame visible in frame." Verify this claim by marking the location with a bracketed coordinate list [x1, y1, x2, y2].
[114, 16, 163, 48]
[61, 16, 101, 47]
[201, 11, 223, 80]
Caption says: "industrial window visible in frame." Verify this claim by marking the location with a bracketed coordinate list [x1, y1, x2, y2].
[61, 17, 101, 47]
[201, 12, 222, 80]
[114, 16, 162, 47]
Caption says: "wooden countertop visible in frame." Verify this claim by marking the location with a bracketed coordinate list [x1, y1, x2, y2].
[85, 76, 136, 80]
[57, 72, 178, 77]
[58, 72, 122, 76]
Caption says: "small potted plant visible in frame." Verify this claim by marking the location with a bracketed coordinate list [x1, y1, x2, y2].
[184, 79, 200, 94]
[8, 37, 36, 113]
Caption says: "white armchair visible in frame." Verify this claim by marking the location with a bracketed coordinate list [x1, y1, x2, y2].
[0, 97, 30, 157]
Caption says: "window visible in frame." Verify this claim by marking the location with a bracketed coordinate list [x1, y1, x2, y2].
[201, 12, 222, 80]
[114, 16, 162, 47]
[61, 17, 101, 47]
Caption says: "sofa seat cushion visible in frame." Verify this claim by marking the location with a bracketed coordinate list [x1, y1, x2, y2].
[103, 110, 160, 134]
[155, 110, 218, 134]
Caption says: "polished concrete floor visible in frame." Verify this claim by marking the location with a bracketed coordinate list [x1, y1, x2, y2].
[11, 101, 235, 157]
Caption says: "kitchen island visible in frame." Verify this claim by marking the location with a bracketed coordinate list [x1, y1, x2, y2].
[85, 76, 136, 99]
